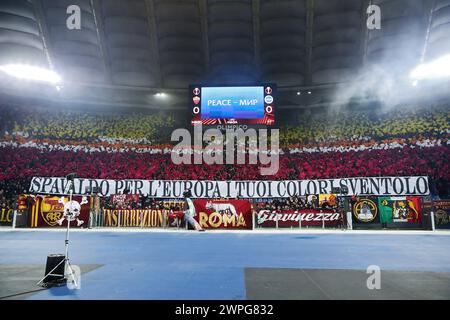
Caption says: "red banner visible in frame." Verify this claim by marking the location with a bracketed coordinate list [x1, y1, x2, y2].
[256, 209, 343, 227]
[29, 195, 90, 228]
[193, 199, 253, 229]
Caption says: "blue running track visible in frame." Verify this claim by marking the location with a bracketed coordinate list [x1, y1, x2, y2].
[1, 230, 449, 299]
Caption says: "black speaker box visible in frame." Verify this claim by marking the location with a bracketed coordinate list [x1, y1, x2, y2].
[43, 254, 66, 284]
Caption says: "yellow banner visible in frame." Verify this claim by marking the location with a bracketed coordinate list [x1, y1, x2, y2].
[319, 194, 337, 207]
[103, 209, 168, 227]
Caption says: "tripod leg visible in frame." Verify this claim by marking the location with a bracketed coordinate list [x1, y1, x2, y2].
[65, 261, 79, 289]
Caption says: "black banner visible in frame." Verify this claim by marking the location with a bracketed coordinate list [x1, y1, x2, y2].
[352, 197, 380, 225]
[424, 200, 450, 229]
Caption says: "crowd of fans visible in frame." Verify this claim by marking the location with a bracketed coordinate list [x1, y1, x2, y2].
[1, 104, 448, 150]
[0, 145, 448, 193]
[1, 105, 174, 144]
[0, 103, 449, 203]
[0, 178, 29, 209]
[100, 195, 184, 211]
[255, 196, 322, 211]
[280, 105, 450, 146]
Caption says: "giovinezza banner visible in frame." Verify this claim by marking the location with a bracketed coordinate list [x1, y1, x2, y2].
[256, 210, 341, 227]
[29, 176, 430, 198]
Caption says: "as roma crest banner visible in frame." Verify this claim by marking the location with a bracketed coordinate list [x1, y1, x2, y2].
[29, 195, 90, 228]
[193, 199, 252, 229]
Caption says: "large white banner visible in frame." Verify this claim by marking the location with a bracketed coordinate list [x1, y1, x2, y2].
[29, 176, 430, 198]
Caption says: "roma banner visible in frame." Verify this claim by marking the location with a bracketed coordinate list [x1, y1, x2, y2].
[29, 195, 90, 228]
[193, 199, 252, 229]
[378, 196, 421, 223]
[352, 197, 380, 224]
[103, 209, 168, 227]
[256, 209, 342, 227]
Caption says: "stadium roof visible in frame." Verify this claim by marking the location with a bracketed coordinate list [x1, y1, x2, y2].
[0, 0, 449, 110]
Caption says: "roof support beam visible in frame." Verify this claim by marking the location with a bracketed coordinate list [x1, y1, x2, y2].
[305, 0, 315, 85]
[360, 0, 371, 66]
[252, 0, 261, 78]
[420, 0, 436, 63]
[91, 0, 112, 83]
[144, 0, 163, 87]
[199, 0, 210, 73]
[31, 0, 56, 71]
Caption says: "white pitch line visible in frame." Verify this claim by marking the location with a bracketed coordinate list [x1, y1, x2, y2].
[0, 227, 449, 236]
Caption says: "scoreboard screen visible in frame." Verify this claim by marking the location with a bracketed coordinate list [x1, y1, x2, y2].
[190, 84, 276, 126]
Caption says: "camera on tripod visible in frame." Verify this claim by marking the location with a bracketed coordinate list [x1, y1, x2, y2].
[37, 172, 81, 288]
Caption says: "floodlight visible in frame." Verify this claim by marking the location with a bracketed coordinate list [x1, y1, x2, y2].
[0, 64, 61, 83]
[410, 54, 450, 80]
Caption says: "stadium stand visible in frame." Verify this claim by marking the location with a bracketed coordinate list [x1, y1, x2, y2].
[0, 103, 449, 200]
